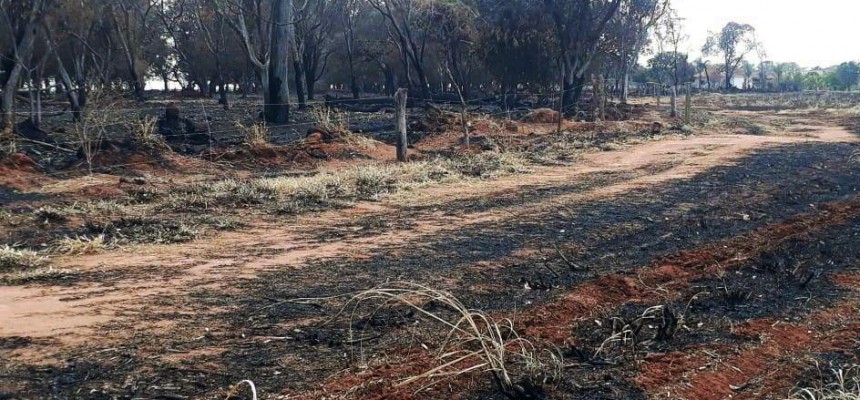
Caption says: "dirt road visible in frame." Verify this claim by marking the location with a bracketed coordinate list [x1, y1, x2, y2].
[2, 124, 858, 399]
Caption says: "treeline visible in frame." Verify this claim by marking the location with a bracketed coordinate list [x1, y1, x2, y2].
[1, 0, 858, 130]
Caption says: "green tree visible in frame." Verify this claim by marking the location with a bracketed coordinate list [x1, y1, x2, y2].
[703, 22, 759, 90]
[832, 62, 860, 90]
[802, 72, 826, 91]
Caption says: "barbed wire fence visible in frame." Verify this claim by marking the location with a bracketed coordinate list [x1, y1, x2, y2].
[4, 87, 859, 179]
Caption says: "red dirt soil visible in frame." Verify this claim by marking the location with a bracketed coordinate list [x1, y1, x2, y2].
[289, 196, 860, 399]
[638, 276, 860, 399]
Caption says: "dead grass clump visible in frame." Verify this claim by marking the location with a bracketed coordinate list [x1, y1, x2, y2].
[343, 282, 562, 398]
[192, 215, 244, 231]
[85, 217, 198, 245]
[522, 108, 561, 124]
[131, 116, 170, 153]
[592, 305, 681, 360]
[256, 173, 349, 207]
[0, 245, 47, 271]
[56, 235, 109, 255]
[34, 206, 68, 224]
[224, 181, 280, 206]
[311, 106, 350, 134]
[226, 380, 258, 400]
[125, 187, 161, 204]
[236, 121, 271, 148]
[165, 151, 528, 215]
[395, 161, 456, 189]
[69, 200, 128, 215]
[349, 165, 398, 200]
[2, 267, 79, 285]
[599, 142, 624, 152]
[746, 123, 772, 135]
[789, 367, 860, 400]
[447, 152, 530, 178]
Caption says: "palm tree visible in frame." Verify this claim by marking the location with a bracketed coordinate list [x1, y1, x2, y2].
[773, 63, 786, 91]
[694, 58, 711, 90]
[742, 61, 755, 90]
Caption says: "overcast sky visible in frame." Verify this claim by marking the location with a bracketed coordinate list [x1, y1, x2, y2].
[671, 0, 860, 68]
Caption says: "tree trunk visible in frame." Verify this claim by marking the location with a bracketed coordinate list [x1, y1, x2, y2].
[46, 32, 83, 121]
[293, 59, 307, 110]
[621, 61, 630, 104]
[670, 86, 678, 117]
[705, 68, 711, 90]
[394, 88, 408, 162]
[265, 0, 292, 124]
[305, 67, 316, 102]
[218, 82, 229, 108]
[561, 67, 586, 116]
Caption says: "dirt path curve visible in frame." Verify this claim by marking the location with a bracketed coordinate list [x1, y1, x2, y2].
[1, 127, 856, 360]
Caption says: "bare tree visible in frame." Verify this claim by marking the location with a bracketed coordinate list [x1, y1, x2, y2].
[0, 0, 45, 134]
[366, 0, 432, 99]
[613, 0, 669, 103]
[544, 0, 622, 113]
[111, 0, 156, 101]
[215, 0, 293, 123]
[340, 0, 363, 99]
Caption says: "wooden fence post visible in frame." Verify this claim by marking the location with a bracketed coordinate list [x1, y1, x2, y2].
[394, 88, 408, 162]
[598, 74, 606, 121]
[684, 83, 692, 124]
[670, 86, 678, 117]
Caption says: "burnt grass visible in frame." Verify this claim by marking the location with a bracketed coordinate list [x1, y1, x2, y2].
[2, 140, 860, 399]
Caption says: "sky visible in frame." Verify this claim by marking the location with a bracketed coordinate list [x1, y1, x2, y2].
[671, 0, 860, 68]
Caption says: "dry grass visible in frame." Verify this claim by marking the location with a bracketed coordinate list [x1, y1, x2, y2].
[2, 267, 79, 285]
[342, 282, 562, 397]
[235, 121, 271, 148]
[310, 106, 350, 134]
[56, 234, 109, 255]
[225, 380, 258, 400]
[593, 305, 678, 358]
[0, 245, 47, 271]
[697, 93, 860, 111]
[34, 206, 68, 223]
[166, 152, 530, 214]
[85, 217, 198, 245]
[746, 123, 773, 135]
[131, 116, 170, 152]
[74, 91, 124, 173]
[789, 368, 860, 400]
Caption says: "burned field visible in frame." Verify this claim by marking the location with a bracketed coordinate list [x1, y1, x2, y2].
[1, 96, 860, 399]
